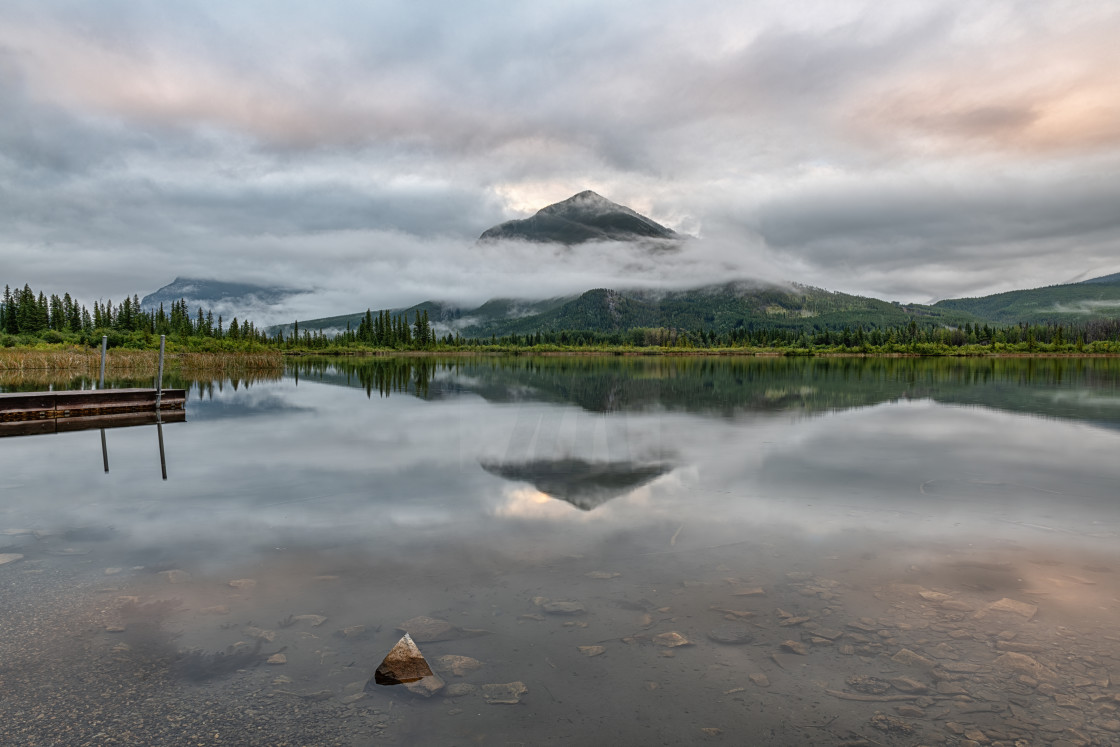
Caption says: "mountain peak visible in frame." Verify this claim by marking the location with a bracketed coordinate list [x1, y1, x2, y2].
[480, 191, 679, 245]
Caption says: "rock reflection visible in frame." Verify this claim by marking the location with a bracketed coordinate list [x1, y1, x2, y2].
[481, 458, 673, 510]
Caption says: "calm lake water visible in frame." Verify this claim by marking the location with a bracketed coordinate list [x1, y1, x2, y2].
[3, 356, 1120, 745]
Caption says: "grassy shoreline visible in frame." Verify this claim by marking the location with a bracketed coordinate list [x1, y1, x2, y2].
[0, 348, 283, 373]
[4, 345, 1120, 372]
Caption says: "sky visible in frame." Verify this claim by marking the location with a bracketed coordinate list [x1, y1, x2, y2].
[2, 0, 1119, 320]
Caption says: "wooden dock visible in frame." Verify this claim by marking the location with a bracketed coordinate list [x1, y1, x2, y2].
[0, 388, 186, 436]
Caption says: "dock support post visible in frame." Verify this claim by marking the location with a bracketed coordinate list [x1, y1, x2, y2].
[155, 335, 166, 409]
[157, 420, 167, 480]
[99, 335, 108, 389]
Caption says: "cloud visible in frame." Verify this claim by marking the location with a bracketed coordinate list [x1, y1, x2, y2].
[1, 0, 1119, 310]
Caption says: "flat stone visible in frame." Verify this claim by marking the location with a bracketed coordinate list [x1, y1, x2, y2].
[103, 567, 122, 575]
[749, 673, 770, 687]
[585, 571, 620, 579]
[707, 623, 754, 645]
[891, 648, 935, 669]
[433, 655, 483, 676]
[405, 673, 445, 698]
[812, 627, 844, 641]
[272, 676, 293, 685]
[1053, 694, 1081, 708]
[578, 645, 606, 657]
[336, 625, 369, 640]
[397, 615, 457, 641]
[889, 677, 929, 694]
[779, 616, 811, 627]
[482, 681, 527, 705]
[341, 693, 365, 704]
[654, 632, 691, 647]
[159, 569, 190, 584]
[200, 605, 230, 615]
[709, 606, 755, 619]
[246, 626, 277, 642]
[228, 578, 256, 590]
[292, 614, 328, 627]
[919, 590, 951, 602]
[979, 598, 1037, 620]
[442, 683, 479, 698]
[896, 705, 924, 718]
[731, 587, 766, 597]
[780, 640, 808, 655]
[994, 652, 1057, 681]
[940, 661, 984, 673]
[940, 600, 974, 611]
[267, 654, 287, 665]
[541, 601, 586, 616]
[846, 675, 891, 694]
[869, 714, 914, 735]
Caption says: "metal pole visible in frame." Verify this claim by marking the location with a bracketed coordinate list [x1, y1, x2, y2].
[99, 335, 107, 389]
[157, 420, 167, 481]
[155, 335, 166, 409]
[100, 428, 109, 473]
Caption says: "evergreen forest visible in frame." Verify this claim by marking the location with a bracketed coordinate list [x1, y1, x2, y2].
[5, 281, 1120, 356]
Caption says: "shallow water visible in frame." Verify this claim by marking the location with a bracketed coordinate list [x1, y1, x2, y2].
[3, 356, 1120, 745]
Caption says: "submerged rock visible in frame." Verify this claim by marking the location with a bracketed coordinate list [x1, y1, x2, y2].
[335, 625, 370, 640]
[443, 683, 479, 698]
[433, 655, 483, 676]
[846, 675, 891, 695]
[978, 597, 1038, 620]
[482, 681, 528, 704]
[397, 615, 487, 642]
[541, 601, 586, 615]
[654, 632, 691, 648]
[707, 623, 754, 645]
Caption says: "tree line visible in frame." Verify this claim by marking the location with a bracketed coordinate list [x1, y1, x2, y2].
[5, 280, 1120, 355]
[0, 283, 270, 347]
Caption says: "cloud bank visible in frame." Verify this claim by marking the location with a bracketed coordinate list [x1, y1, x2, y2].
[1, 0, 1119, 314]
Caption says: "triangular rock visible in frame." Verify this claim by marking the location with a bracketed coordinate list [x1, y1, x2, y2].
[373, 633, 435, 685]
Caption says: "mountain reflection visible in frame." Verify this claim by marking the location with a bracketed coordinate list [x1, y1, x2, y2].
[481, 459, 673, 510]
[288, 355, 1120, 428]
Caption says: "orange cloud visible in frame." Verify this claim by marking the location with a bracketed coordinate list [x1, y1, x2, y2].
[845, 22, 1120, 155]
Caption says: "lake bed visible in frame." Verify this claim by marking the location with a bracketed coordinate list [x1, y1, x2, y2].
[3, 357, 1120, 745]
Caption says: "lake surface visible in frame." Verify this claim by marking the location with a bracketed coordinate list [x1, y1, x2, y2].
[3, 356, 1120, 745]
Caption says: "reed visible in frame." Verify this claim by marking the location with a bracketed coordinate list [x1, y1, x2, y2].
[0, 349, 283, 377]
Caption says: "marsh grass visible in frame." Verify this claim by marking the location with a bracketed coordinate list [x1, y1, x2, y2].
[0, 349, 283, 390]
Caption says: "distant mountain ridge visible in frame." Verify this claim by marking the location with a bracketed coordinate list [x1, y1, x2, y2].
[141, 277, 306, 310]
[479, 190, 679, 244]
[933, 272, 1120, 324]
[274, 271, 1120, 341]
[274, 281, 976, 339]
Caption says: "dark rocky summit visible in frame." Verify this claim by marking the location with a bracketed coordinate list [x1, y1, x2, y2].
[479, 190, 679, 244]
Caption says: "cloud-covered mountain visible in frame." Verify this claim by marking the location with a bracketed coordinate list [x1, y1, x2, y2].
[479, 191, 680, 244]
[140, 277, 309, 324]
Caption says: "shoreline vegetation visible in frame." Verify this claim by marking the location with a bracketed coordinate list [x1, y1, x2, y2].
[4, 282, 1120, 363]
